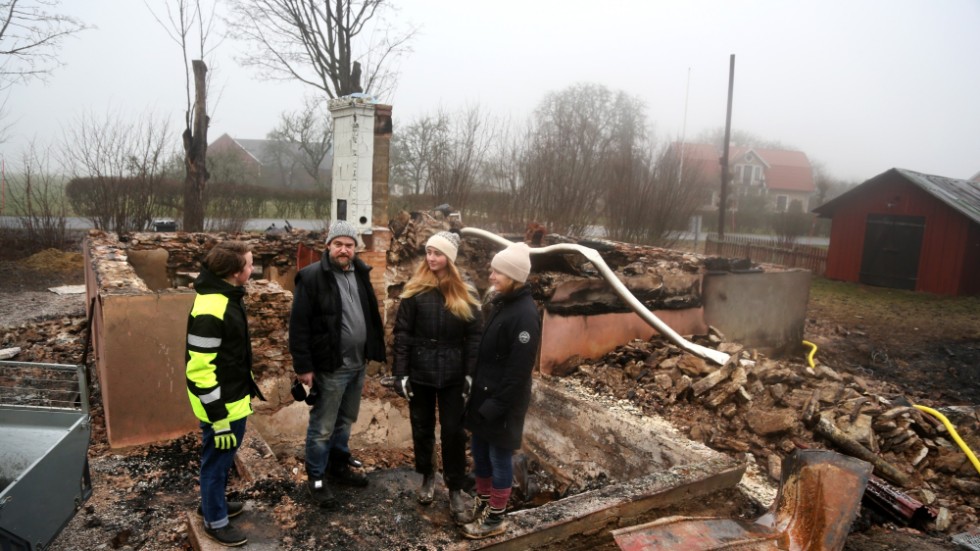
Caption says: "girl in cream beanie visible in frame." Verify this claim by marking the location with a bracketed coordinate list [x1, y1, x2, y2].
[489, 242, 531, 285]
[460, 240, 539, 539]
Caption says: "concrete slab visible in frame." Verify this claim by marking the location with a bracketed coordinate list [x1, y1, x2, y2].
[98, 292, 197, 447]
[702, 270, 811, 356]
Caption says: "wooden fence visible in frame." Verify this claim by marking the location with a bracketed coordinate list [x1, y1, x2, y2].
[704, 235, 828, 275]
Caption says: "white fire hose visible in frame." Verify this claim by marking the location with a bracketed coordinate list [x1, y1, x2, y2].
[460, 227, 731, 366]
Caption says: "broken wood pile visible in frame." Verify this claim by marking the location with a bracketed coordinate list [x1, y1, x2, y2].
[563, 333, 980, 535]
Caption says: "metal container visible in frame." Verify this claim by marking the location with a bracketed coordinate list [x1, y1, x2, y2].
[0, 361, 92, 550]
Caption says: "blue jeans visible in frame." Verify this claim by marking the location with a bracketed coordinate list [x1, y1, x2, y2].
[471, 434, 514, 490]
[305, 363, 365, 480]
[200, 417, 247, 528]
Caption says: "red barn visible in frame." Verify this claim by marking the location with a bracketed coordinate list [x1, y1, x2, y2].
[813, 168, 980, 295]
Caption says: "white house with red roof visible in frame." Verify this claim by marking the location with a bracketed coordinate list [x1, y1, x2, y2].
[674, 142, 816, 212]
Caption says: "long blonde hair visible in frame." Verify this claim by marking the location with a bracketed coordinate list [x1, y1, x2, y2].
[401, 259, 480, 321]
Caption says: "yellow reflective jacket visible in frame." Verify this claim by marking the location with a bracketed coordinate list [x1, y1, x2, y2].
[185, 268, 259, 424]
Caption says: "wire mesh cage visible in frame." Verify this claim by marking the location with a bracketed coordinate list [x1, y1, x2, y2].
[0, 360, 88, 414]
[953, 529, 980, 551]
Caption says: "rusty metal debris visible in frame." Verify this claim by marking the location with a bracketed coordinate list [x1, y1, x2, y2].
[863, 475, 937, 528]
[611, 449, 872, 551]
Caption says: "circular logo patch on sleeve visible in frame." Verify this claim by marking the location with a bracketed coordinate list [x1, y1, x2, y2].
[518, 331, 530, 344]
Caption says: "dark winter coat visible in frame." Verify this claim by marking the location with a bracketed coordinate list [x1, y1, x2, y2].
[464, 286, 541, 450]
[289, 254, 386, 375]
[393, 289, 482, 388]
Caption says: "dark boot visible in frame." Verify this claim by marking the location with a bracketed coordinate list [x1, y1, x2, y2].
[204, 523, 248, 547]
[307, 479, 338, 509]
[461, 506, 508, 540]
[417, 473, 435, 505]
[328, 463, 368, 487]
[453, 492, 487, 525]
[449, 489, 470, 523]
[196, 501, 244, 519]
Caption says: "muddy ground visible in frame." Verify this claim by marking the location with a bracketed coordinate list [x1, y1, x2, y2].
[0, 244, 974, 550]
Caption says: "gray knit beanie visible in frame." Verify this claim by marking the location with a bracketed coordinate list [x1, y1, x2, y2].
[425, 231, 461, 263]
[491, 242, 532, 283]
[326, 220, 358, 245]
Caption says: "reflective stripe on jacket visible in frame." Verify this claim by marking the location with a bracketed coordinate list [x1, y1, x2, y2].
[185, 268, 256, 424]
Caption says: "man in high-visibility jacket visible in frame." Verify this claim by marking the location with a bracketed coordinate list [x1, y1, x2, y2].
[186, 240, 263, 547]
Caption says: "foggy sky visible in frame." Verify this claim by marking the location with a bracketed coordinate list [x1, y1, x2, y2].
[1, 0, 978, 183]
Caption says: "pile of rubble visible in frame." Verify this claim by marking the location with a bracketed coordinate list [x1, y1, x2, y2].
[561, 334, 980, 535]
[85, 228, 327, 291]
[243, 279, 293, 380]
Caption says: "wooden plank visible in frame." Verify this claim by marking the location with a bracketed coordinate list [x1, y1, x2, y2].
[458, 462, 746, 551]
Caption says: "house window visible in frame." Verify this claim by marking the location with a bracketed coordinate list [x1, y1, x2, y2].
[776, 195, 788, 211]
[738, 165, 750, 185]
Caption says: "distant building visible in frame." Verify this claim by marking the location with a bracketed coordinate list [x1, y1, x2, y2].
[814, 168, 980, 295]
[674, 142, 816, 212]
[208, 133, 332, 190]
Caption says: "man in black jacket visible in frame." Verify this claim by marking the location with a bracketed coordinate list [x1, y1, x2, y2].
[289, 220, 386, 509]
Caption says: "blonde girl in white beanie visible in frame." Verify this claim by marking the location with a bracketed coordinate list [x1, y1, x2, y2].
[392, 231, 483, 522]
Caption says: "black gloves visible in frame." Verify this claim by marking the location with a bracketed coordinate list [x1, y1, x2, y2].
[396, 376, 413, 400]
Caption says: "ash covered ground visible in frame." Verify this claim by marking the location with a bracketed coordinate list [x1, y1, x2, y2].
[1, 244, 974, 550]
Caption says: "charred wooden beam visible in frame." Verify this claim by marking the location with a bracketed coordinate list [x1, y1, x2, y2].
[812, 414, 911, 487]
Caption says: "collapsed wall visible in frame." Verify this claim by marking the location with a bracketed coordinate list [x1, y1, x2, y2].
[84, 217, 809, 450]
[83, 229, 372, 448]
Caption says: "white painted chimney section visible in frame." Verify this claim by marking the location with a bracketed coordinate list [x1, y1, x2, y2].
[328, 96, 377, 234]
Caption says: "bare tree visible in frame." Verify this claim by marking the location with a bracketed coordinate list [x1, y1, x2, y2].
[0, 0, 87, 140]
[606, 142, 710, 247]
[0, 0, 87, 90]
[5, 140, 69, 249]
[390, 112, 447, 196]
[518, 84, 620, 236]
[427, 106, 494, 210]
[473, 119, 528, 231]
[226, 0, 414, 99]
[267, 96, 333, 189]
[147, 0, 218, 231]
[770, 199, 811, 247]
[61, 112, 173, 234]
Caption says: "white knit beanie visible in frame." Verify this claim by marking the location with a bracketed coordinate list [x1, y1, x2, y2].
[425, 231, 460, 263]
[491, 242, 532, 283]
[326, 220, 358, 245]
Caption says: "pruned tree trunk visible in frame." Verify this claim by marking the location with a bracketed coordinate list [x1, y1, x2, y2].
[182, 59, 209, 232]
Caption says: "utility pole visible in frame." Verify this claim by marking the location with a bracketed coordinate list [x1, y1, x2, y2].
[718, 54, 735, 239]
